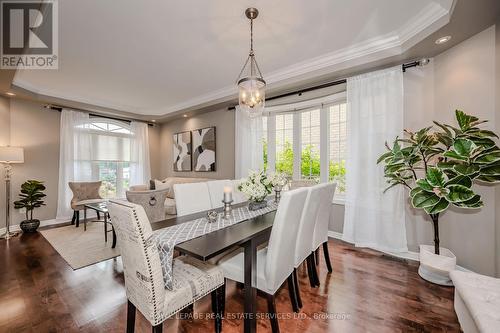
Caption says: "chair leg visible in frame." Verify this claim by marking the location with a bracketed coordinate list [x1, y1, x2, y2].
[266, 293, 280, 333]
[127, 300, 136, 333]
[152, 324, 163, 333]
[310, 253, 320, 287]
[211, 284, 224, 333]
[306, 255, 317, 288]
[315, 248, 320, 265]
[75, 211, 80, 227]
[97, 211, 101, 220]
[221, 279, 226, 315]
[71, 211, 76, 225]
[287, 273, 300, 312]
[323, 241, 333, 273]
[293, 268, 302, 308]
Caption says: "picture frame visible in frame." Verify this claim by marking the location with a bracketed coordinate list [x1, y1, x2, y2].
[191, 126, 216, 172]
[172, 131, 192, 171]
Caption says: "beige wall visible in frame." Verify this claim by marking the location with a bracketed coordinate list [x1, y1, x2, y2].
[0, 99, 162, 228]
[159, 108, 235, 180]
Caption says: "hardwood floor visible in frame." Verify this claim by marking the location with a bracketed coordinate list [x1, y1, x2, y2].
[0, 232, 460, 333]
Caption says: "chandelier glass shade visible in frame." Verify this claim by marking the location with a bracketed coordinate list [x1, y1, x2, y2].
[237, 8, 266, 118]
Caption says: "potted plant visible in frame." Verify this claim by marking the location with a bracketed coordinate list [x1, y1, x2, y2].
[238, 170, 273, 210]
[378, 110, 500, 285]
[14, 180, 46, 233]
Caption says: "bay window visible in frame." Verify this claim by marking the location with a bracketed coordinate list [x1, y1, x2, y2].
[262, 92, 347, 197]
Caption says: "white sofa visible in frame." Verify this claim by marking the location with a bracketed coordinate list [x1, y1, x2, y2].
[129, 177, 247, 216]
[450, 270, 500, 333]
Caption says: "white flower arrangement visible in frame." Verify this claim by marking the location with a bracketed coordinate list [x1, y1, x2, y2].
[238, 170, 273, 202]
[268, 172, 289, 188]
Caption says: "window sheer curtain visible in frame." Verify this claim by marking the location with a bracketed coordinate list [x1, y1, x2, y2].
[342, 66, 408, 253]
[234, 106, 264, 178]
[56, 110, 94, 220]
[130, 121, 151, 186]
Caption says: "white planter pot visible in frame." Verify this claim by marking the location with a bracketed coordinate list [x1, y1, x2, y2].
[418, 244, 456, 286]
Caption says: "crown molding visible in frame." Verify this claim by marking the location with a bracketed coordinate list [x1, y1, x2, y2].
[13, 1, 454, 117]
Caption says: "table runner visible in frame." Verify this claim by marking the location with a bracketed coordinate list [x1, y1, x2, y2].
[150, 200, 278, 290]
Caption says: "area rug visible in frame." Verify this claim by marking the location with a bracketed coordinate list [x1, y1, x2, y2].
[40, 223, 120, 270]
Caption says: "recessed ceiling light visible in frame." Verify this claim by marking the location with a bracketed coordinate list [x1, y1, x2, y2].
[183, 114, 188, 118]
[5, 92, 15, 96]
[151, 119, 156, 122]
[435, 36, 451, 45]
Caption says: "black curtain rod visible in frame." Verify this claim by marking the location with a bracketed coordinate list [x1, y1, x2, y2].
[45, 105, 154, 126]
[228, 59, 428, 110]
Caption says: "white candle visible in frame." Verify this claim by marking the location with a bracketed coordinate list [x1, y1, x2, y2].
[223, 186, 232, 203]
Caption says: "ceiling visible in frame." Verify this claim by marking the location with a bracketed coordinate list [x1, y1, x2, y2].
[9, 0, 454, 117]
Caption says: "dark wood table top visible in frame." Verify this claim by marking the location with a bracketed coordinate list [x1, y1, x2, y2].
[151, 202, 276, 261]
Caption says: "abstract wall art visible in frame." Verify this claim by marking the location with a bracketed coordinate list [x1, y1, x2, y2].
[192, 127, 216, 172]
[173, 131, 192, 171]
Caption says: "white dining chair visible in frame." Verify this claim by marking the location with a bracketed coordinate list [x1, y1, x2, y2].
[173, 182, 212, 216]
[218, 188, 308, 333]
[107, 200, 225, 333]
[289, 184, 324, 311]
[312, 182, 337, 274]
[206, 179, 232, 209]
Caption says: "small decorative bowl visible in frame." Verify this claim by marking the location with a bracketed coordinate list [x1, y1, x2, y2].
[207, 210, 218, 223]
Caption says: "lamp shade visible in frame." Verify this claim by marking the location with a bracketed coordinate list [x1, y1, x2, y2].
[0, 146, 24, 163]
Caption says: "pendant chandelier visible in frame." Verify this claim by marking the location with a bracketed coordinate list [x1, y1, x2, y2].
[237, 7, 265, 118]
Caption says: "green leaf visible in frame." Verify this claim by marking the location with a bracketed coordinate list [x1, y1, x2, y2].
[480, 163, 500, 176]
[410, 187, 423, 197]
[416, 179, 434, 192]
[474, 150, 500, 164]
[443, 150, 468, 161]
[453, 195, 483, 209]
[426, 168, 446, 187]
[424, 198, 450, 214]
[453, 139, 475, 156]
[437, 161, 460, 169]
[455, 110, 478, 131]
[377, 151, 393, 164]
[445, 184, 475, 203]
[454, 164, 480, 176]
[470, 137, 496, 148]
[412, 191, 441, 208]
[445, 175, 472, 188]
[433, 121, 452, 136]
[476, 174, 500, 183]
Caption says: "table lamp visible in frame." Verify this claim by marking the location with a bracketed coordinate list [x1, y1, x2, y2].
[0, 146, 24, 240]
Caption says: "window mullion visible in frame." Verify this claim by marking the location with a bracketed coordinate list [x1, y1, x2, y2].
[293, 113, 301, 180]
[267, 115, 276, 174]
[320, 106, 329, 183]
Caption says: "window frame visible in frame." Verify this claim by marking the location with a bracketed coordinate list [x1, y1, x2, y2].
[263, 91, 347, 203]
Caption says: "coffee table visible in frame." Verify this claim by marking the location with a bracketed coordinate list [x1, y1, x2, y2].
[83, 201, 117, 248]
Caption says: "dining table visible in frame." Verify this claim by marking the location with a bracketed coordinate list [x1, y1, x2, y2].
[152, 201, 277, 333]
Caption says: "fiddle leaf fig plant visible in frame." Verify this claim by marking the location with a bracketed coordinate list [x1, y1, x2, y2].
[14, 180, 46, 222]
[378, 110, 500, 255]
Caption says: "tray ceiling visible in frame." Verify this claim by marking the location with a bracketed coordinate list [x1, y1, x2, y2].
[13, 0, 454, 116]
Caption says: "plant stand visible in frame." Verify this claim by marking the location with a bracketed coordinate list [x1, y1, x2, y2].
[418, 245, 456, 286]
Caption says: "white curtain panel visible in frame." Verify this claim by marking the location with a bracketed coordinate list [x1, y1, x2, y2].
[56, 110, 93, 220]
[234, 106, 264, 178]
[342, 66, 408, 253]
[130, 121, 151, 186]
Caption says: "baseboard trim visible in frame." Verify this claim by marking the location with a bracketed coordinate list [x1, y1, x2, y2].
[0, 212, 98, 235]
[328, 230, 473, 273]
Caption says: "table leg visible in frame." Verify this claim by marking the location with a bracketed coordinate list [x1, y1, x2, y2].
[243, 239, 257, 333]
[83, 207, 87, 231]
[111, 223, 117, 248]
[104, 212, 108, 243]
